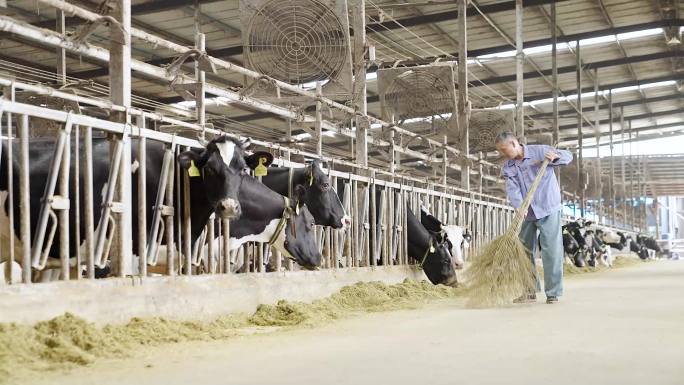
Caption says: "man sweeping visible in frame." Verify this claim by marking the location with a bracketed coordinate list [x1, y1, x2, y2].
[495, 132, 573, 304]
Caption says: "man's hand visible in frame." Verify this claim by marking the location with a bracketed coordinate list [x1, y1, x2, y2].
[544, 150, 560, 162]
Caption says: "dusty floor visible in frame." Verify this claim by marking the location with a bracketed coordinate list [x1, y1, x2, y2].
[23, 260, 684, 385]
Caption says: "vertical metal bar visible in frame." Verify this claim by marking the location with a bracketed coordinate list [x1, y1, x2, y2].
[56, 11, 67, 85]
[73, 124, 81, 280]
[457, 0, 469, 190]
[222, 219, 230, 274]
[136, 117, 147, 278]
[0, 108, 5, 282]
[515, 0, 524, 138]
[3, 86, 17, 281]
[315, 82, 323, 157]
[110, 0, 133, 277]
[620, 107, 626, 227]
[18, 115, 31, 284]
[370, 173, 377, 267]
[175, 147, 183, 273]
[183, 150, 192, 276]
[353, 0, 368, 168]
[207, 216, 215, 273]
[593, 68, 602, 224]
[59, 122, 71, 280]
[629, 120, 634, 229]
[165, 154, 175, 276]
[576, 40, 584, 218]
[609, 90, 615, 225]
[84, 126, 95, 279]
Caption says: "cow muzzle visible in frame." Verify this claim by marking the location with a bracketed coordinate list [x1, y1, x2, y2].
[217, 198, 241, 219]
[444, 274, 459, 287]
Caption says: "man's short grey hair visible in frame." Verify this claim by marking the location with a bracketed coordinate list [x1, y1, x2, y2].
[494, 132, 519, 144]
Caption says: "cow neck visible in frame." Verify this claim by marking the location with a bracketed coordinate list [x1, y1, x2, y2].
[261, 167, 306, 197]
[407, 208, 433, 260]
[238, 175, 287, 222]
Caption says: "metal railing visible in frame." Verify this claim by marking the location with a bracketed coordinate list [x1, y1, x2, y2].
[0, 97, 517, 284]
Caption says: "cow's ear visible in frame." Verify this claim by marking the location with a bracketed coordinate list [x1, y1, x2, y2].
[244, 151, 274, 169]
[585, 221, 593, 227]
[179, 149, 204, 170]
[239, 138, 252, 150]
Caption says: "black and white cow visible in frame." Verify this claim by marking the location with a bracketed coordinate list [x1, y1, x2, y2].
[406, 206, 458, 286]
[628, 235, 650, 260]
[562, 224, 584, 267]
[589, 229, 613, 267]
[260, 160, 349, 229]
[0, 135, 321, 280]
[419, 206, 467, 269]
[562, 221, 588, 267]
[0, 136, 247, 280]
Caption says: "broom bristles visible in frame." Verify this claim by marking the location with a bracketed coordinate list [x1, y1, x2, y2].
[463, 228, 537, 308]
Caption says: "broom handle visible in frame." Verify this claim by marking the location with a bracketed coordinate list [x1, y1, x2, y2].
[510, 157, 552, 234]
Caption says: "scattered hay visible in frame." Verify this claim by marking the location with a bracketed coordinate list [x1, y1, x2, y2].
[250, 280, 462, 327]
[463, 231, 536, 308]
[0, 279, 462, 383]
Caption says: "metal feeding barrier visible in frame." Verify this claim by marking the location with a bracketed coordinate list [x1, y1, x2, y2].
[0, 94, 519, 284]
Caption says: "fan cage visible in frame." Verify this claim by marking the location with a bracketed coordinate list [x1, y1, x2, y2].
[384, 69, 454, 121]
[243, 0, 348, 85]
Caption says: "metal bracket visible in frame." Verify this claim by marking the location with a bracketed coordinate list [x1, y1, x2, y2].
[167, 49, 217, 78]
[50, 195, 70, 211]
[72, 15, 127, 46]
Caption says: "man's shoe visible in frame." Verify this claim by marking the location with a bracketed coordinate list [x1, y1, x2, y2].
[513, 293, 537, 303]
[546, 296, 559, 304]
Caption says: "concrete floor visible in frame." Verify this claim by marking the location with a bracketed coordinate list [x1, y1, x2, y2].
[27, 260, 684, 385]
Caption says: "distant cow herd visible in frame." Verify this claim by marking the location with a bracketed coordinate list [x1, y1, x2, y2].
[561, 218, 661, 268]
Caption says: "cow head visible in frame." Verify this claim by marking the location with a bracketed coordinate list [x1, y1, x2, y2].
[421, 236, 458, 286]
[282, 185, 322, 270]
[178, 136, 250, 219]
[298, 160, 349, 229]
[410, 208, 457, 286]
[419, 207, 465, 269]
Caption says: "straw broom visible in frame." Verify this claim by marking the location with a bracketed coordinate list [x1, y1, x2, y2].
[464, 157, 553, 308]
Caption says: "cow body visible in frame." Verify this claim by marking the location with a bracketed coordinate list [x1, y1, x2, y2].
[406, 206, 457, 286]
[0, 136, 250, 280]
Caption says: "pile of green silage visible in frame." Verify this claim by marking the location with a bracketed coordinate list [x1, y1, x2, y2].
[0, 279, 462, 381]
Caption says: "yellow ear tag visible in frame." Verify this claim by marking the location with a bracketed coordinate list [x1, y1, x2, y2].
[309, 174, 314, 186]
[254, 157, 268, 177]
[429, 245, 435, 253]
[188, 160, 201, 177]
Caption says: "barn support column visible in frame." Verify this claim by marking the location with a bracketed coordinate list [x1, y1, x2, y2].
[353, 0, 368, 169]
[608, 90, 615, 226]
[576, 40, 584, 217]
[629, 120, 635, 229]
[515, 0, 524, 138]
[655, 195, 660, 238]
[55, 11, 66, 85]
[620, 106, 626, 227]
[110, 0, 133, 277]
[594, 69, 603, 224]
[551, 1, 559, 184]
[457, 0, 470, 190]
